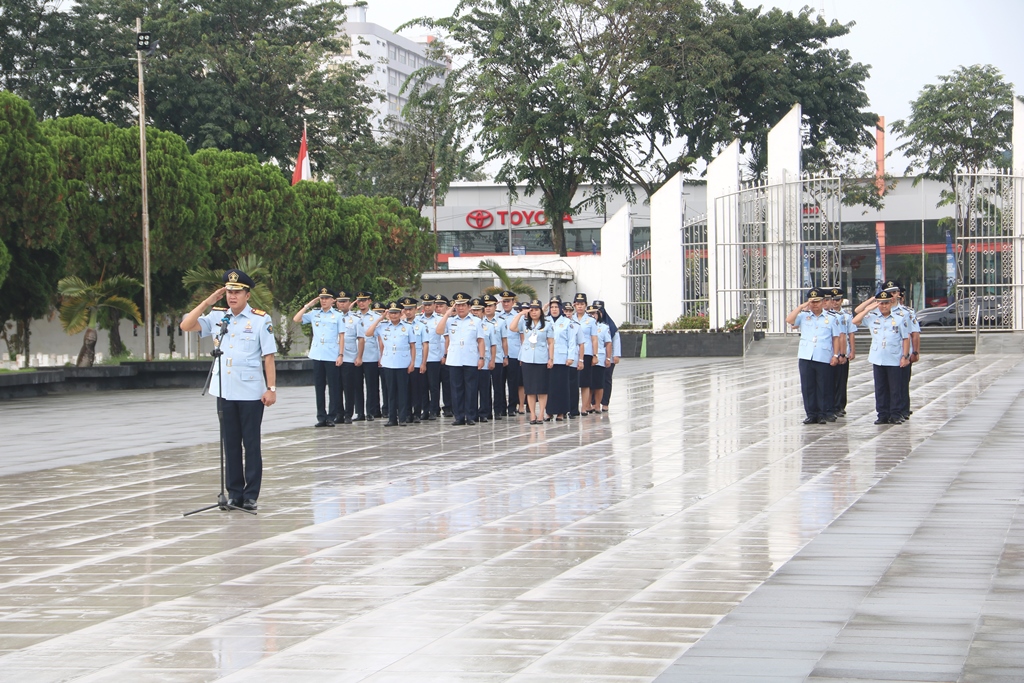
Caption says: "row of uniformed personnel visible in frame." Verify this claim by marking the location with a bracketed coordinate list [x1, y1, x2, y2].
[297, 288, 621, 428]
[787, 280, 920, 426]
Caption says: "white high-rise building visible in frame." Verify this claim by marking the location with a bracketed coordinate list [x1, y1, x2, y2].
[340, 5, 447, 133]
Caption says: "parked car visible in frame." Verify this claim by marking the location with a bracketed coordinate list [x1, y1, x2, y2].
[916, 297, 1006, 327]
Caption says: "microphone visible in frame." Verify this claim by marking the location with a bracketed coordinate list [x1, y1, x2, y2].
[218, 313, 231, 336]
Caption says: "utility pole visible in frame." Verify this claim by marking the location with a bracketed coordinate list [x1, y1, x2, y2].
[137, 18, 153, 361]
[431, 159, 438, 271]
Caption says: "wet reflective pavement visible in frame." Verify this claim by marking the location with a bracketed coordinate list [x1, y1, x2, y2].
[1, 355, 1022, 682]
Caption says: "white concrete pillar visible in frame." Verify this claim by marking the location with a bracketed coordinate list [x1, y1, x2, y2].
[650, 172, 685, 329]
[1012, 97, 1024, 330]
[766, 104, 804, 333]
[707, 140, 741, 330]
[598, 203, 631, 326]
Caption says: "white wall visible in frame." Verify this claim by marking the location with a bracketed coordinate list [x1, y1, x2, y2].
[650, 173, 684, 328]
[766, 104, 803, 333]
[596, 203, 631, 326]
[706, 140, 741, 329]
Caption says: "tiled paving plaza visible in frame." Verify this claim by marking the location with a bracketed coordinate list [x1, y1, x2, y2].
[0, 355, 1022, 682]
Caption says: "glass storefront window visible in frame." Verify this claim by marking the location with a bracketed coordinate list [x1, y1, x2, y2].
[437, 229, 603, 255]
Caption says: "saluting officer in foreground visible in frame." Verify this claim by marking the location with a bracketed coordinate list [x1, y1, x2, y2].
[293, 286, 343, 427]
[786, 288, 843, 424]
[366, 301, 415, 426]
[180, 269, 277, 511]
[437, 292, 486, 425]
[852, 289, 911, 424]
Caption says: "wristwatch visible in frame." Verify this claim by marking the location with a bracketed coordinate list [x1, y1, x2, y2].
[268, 386, 276, 392]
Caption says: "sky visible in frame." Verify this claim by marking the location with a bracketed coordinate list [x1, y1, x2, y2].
[366, 0, 1024, 175]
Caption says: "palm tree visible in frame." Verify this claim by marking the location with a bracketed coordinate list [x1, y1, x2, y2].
[58, 275, 143, 367]
[181, 255, 275, 312]
[478, 259, 537, 300]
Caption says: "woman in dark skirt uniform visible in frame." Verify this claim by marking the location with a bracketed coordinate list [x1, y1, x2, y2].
[546, 297, 580, 421]
[509, 299, 554, 424]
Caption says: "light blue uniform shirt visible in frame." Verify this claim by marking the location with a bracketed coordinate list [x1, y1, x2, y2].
[828, 309, 857, 355]
[611, 331, 621, 358]
[199, 304, 277, 400]
[595, 322, 612, 365]
[866, 310, 910, 366]
[894, 304, 921, 334]
[572, 313, 598, 356]
[794, 311, 841, 363]
[567, 320, 582, 363]
[377, 320, 414, 369]
[550, 314, 575, 365]
[518, 320, 553, 364]
[478, 317, 498, 366]
[421, 313, 444, 362]
[485, 315, 505, 363]
[358, 312, 382, 363]
[339, 310, 360, 363]
[444, 313, 485, 367]
[501, 312, 522, 359]
[301, 307, 342, 361]
[407, 319, 427, 366]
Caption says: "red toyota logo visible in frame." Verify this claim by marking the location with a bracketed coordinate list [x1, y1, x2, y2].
[466, 210, 494, 229]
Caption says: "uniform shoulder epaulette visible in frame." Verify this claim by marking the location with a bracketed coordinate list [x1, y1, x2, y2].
[212, 306, 228, 311]
[251, 308, 267, 316]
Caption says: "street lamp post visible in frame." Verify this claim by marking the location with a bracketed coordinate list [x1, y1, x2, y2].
[136, 18, 153, 361]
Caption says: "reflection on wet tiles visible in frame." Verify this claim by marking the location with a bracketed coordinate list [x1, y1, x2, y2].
[0, 354, 1017, 681]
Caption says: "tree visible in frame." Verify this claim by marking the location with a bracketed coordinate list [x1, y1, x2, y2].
[478, 259, 537, 299]
[338, 89, 484, 211]
[417, 0, 624, 256]
[42, 115, 215, 353]
[0, 245, 64, 365]
[57, 274, 143, 367]
[0, 91, 68, 287]
[61, 0, 376, 169]
[182, 255, 274, 312]
[193, 148, 303, 296]
[416, 0, 876, 256]
[355, 195, 436, 295]
[0, 0, 74, 119]
[891, 64, 1016, 206]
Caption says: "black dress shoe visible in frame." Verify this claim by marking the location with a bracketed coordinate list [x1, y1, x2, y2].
[825, 414, 837, 422]
[426, 414, 436, 421]
[889, 416, 905, 424]
[874, 418, 889, 425]
[451, 419, 466, 426]
[352, 415, 366, 422]
[314, 421, 329, 428]
[384, 420, 399, 427]
[399, 421, 409, 426]
[326, 421, 336, 427]
[837, 410, 846, 417]
[226, 498, 242, 508]
[568, 413, 578, 419]
[478, 416, 488, 423]
[465, 420, 476, 426]
[803, 417, 818, 424]
[366, 415, 374, 422]
[900, 413, 910, 420]
[343, 417, 353, 424]
[493, 414, 503, 420]
[242, 499, 258, 511]
[412, 416, 421, 423]
[443, 409, 454, 417]
[817, 417, 828, 424]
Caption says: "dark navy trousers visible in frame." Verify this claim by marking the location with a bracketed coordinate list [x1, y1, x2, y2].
[798, 358, 834, 420]
[218, 398, 264, 501]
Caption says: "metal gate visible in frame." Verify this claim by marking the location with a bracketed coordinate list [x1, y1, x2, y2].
[681, 213, 708, 317]
[624, 241, 652, 325]
[714, 174, 842, 332]
[955, 171, 1022, 331]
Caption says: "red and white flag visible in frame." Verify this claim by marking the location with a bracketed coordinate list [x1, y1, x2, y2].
[291, 122, 311, 185]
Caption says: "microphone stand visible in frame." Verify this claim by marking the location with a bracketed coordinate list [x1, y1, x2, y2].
[184, 313, 256, 516]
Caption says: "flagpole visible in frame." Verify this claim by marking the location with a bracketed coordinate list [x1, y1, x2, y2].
[137, 17, 153, 362]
